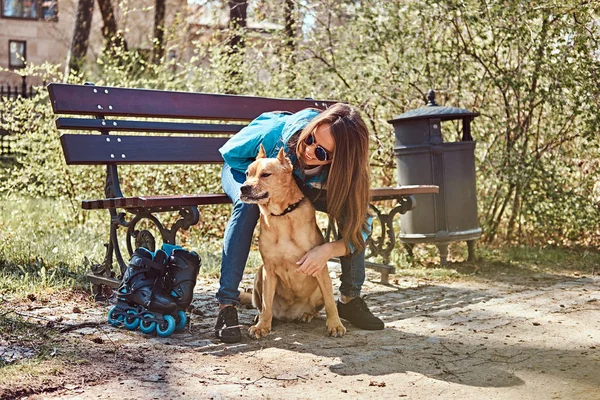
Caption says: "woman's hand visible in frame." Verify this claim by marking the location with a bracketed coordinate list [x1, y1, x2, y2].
[296, 241, 347, 277]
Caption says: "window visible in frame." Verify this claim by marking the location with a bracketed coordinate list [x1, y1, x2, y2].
[2, 0, 57, 20]
[9, 40, 26, 69]
[41, 0, 57, 20]
[3, 0, 37, 19]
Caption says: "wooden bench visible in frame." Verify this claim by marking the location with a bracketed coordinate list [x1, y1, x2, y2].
[48, 83, 438, 298]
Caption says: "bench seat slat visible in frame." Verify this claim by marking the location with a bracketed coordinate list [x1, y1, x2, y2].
[48, 83, 336, 120]
[81, 186, 439, 210]
[82, 194, 231, 210]
[56, 117, 246, 134]
[370, 185, 439, 199]
[60, 134, 228, 165]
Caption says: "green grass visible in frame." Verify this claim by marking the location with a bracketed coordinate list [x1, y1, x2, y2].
[395, 241, 600, 283]
[1, 196, 598, 298]
[0, 197, 98, 297]
[470, 245, 600, 279]
[0, 196, 261, 298]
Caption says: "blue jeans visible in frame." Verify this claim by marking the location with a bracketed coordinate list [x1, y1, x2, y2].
[217, 163, 366, 305]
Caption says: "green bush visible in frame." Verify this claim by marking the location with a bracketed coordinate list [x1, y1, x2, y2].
[1, 0, 599, 248]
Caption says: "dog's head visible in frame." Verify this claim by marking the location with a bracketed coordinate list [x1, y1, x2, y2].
[239, 145, 294, 205]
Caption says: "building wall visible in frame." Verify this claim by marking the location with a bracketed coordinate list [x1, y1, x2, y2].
[0, 0, 187, 85]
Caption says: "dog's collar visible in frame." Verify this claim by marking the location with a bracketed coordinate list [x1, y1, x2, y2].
[271, 197, 305, 217]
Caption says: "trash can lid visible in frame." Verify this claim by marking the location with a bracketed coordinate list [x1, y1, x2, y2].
[388, 90, 479, 123]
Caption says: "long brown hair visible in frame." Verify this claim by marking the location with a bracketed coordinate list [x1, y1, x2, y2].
[296, 103, 371, 254]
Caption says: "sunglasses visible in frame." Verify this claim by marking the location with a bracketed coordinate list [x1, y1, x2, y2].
[304, 132, 332, 162]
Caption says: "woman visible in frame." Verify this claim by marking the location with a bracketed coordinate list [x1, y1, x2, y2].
[215, 103, 384, 343]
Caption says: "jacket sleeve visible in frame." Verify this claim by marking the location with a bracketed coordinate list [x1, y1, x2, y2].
[219, 112, 288, 173]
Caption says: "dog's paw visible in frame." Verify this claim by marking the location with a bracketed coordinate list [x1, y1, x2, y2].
[248, 324, 271, 339]
[326, 322, 346, 338]
[299, 312, 316, 323]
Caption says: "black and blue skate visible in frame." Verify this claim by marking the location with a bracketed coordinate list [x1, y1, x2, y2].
[107, 247, 178, 337]
[162, 243, 201, 332]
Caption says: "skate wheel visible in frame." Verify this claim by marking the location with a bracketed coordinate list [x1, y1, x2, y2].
[123, 310, 140, 330]
[175, 310, 187, 332]
[139, 313, 157, 334]
[156, 315, 176, 338]
[107, 306, 124, 327]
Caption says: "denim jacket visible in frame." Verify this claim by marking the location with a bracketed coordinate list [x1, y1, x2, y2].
[219, 108, 325, 188]
[219, 108, 372, 252]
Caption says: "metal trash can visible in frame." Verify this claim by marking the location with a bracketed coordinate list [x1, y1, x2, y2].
[388, 90, 481, 264]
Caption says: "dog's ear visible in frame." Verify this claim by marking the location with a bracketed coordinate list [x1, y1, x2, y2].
[256, 144, 267, 159]
[276, 147, 293, 170]
[276, 147, 286, 163]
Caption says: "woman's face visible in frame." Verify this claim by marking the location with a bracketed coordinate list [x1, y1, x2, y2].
[301, 123, 335, 167]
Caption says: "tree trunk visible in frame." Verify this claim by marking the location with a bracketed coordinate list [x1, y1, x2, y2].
[66, 0, 94, 77]
[485, 183, 515, 243]
[281, 0, 296, 89]
[152, 0, 166, 64]
[97, 0, 127, 52]
[283, 0, 295, 54]
[226, 0, 247, 93]
[228, 0, 247, 50]
[506, 184, 522, 243]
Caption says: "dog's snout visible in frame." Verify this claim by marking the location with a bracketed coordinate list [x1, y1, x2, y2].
[240, 184, 251, 196]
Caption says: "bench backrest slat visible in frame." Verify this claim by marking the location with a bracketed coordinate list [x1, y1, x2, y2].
[60, 134, 228, 165]
[56, 117, 246, 134]
[48, 83, 336, 120]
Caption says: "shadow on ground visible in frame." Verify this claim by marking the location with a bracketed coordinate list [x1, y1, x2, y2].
[168, 279, 598, 390]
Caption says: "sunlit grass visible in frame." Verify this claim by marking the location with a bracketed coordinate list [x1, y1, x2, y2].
[1, 196, 598, 297]
[397, 241, 600, 283]
[0, 197, 100, 297]
[0, 196, 260, 298]
[471, 245, 600, 279]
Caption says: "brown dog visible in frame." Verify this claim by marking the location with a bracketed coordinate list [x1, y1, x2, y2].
[239, 145, 346, 339]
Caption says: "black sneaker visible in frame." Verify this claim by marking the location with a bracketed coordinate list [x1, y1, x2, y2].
[215, 306, 242, 343]
[337, 297, 384, 330]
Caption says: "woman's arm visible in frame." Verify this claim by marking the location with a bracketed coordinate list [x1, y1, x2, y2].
[296, 213, 373, 277]
[295, 240, 347, 277]
[219, 112, 288, 172]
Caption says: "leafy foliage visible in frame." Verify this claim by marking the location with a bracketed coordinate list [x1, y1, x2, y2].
[1, 0, 599, 248]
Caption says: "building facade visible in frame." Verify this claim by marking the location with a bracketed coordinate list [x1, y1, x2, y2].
[0, 0, 186, 85]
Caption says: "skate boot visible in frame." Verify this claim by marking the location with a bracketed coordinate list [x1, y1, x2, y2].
[162, 243, 201, 332]
[107, 247, 178, 337]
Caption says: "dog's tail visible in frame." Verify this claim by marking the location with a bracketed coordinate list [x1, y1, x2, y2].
[239, 289, 253, 307]
[251, 267, 263, 311]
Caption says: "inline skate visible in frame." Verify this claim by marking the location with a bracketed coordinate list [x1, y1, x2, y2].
[107, 247, 178, 337]
[162, 244, 201, 332]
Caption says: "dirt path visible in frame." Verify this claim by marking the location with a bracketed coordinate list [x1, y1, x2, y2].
[9, 267, 600, 400]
